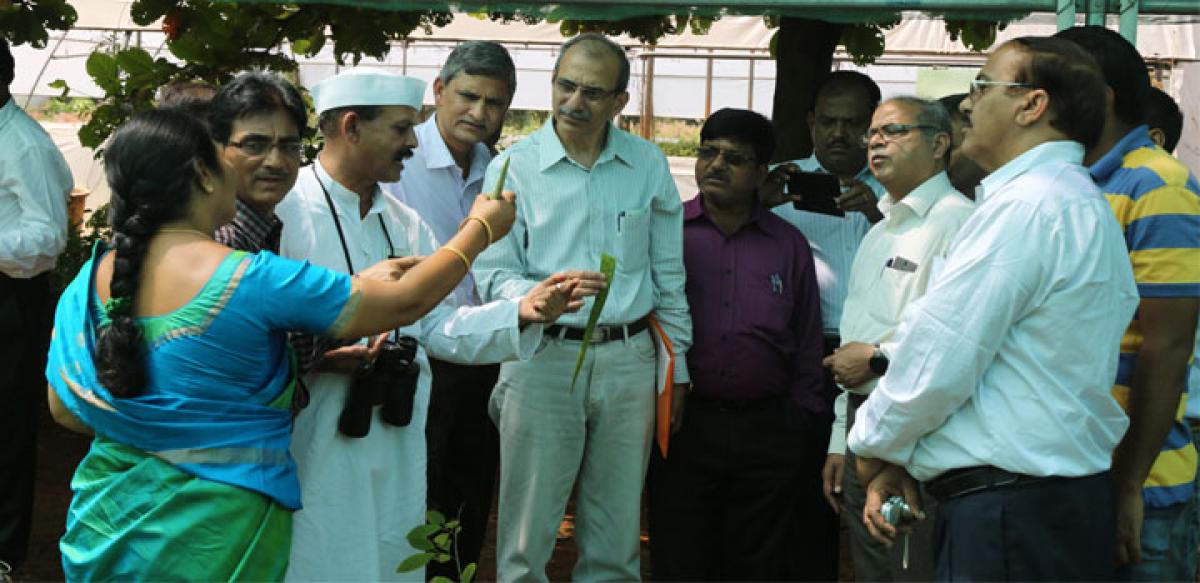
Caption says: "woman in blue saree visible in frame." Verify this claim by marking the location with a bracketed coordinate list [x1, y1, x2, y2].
[44, 109, 580, 580]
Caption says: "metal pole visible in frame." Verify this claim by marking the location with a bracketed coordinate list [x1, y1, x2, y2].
[704, 53, 713, 118]
[747, 59, 755, 109]
[1119, 0, 1139, 44]
[1056, 0, 1076, 30]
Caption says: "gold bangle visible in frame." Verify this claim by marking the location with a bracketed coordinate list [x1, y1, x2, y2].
[439, 245, 471, 271]
[459, 215, 494, 244]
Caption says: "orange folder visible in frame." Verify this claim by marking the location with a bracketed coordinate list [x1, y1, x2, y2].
[648, 314, 675, 458]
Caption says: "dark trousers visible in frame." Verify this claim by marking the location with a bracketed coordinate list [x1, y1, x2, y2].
[647, 395, 826, 581]
[934, 470, 1116, 581]
[424, 358, 500, 577]
[0, 273, 53, 569]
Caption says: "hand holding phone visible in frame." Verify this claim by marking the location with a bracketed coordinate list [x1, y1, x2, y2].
[789, 171, 844, 217]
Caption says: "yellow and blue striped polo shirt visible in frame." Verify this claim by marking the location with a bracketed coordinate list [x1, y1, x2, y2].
[1093, 125, 1200, 508]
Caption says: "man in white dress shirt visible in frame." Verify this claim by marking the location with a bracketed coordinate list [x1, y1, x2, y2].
[0, 38, 72, 573]
[822, 96, 973, 581]
[381, 41, 516, 576]
[848, 37, 1138, 580]
[280, 68, 598, 581]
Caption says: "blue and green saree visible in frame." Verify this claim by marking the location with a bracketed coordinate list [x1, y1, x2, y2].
[46, 243, 357, 580]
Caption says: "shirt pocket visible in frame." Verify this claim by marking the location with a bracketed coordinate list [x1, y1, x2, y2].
[618, 206, 651, 272]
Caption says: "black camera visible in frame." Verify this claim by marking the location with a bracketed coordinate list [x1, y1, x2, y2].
[338, 335, 420, 438]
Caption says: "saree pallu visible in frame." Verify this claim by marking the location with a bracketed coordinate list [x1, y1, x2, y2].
[61, 437, 291, 581]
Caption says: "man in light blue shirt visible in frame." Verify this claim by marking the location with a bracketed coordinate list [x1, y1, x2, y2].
[761, 70, 886, 580]
[848, 37, 1138, 581]
[381, 41, 516, 575]
[474, 33, 692, 582]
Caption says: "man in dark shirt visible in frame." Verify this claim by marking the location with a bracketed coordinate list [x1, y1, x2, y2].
[209, 72, 306, 254]
[647, 108, 829, 580]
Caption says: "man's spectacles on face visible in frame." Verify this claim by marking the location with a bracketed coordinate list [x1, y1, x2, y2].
[696, 145, 756, 167]
[227, 136, 305, 161]
[860, 124, 936, 147]
[968, 78, 1037, 100]
[554, 78, 616, 103]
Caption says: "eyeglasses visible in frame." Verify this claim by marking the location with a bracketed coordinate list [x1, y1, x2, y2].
[860, 124, 937, 147]
[696, 146, 756, 167]
[226, 137, 306, 161]
[554, 78, 617, 103]
[968, 79, 1037, 99]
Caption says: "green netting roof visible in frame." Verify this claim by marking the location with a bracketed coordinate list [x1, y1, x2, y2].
[220, 0, 1200, 22]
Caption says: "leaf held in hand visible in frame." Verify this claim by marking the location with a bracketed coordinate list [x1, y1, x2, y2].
[570, 254, 616, 391]
[490, 157, 511, 200]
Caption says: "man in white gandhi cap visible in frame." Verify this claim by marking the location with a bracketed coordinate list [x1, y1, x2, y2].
[276, 68, 604, 581]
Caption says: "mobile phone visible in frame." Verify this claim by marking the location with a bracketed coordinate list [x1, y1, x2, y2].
[789, 171, 844, 217]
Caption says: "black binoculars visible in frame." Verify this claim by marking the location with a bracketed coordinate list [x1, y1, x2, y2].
[338, 335, 420, 438]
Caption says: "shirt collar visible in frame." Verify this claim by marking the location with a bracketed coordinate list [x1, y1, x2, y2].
[420, 113, 491, 188]
[537, 117, 635, 172]
[1088, 125, 1153, 183]
[880, 171, 953, 222]
[684, 193, 771, 234]
[313, 157, 388, 218]
[235, 197, 282, 230]
[977, 140, 1084, 203]
[0, 98, 17, 131]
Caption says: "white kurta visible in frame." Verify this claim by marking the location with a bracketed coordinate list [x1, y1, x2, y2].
[278, 160, 542, 582]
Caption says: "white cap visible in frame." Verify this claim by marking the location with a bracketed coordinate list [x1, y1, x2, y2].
[311, 68, 426, 114]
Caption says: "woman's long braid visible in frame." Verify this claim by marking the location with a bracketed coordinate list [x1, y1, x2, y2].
[94, 109, 220, 398]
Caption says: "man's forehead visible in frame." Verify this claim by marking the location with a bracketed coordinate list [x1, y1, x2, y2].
[701, 137, 754, 153]
[871, 100, 916, 125]
[231, 109, 301, 136]
[982, 43, 1027, 78]
[815, 91, 872, 118]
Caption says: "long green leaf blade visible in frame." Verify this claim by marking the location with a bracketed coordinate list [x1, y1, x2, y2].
[570, 253, 616, 391]
[490, 157, 511, 200]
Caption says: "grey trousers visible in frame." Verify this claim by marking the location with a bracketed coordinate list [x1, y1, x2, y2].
[490, 331, 657, 583]
[844, 398, 937, 582]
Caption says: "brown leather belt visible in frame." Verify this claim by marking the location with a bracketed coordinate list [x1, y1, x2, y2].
[546, 316, 650, 343]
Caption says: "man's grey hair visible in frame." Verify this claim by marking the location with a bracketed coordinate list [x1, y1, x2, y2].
[439, 40, 517, 98]
[554, 33, 630, 94]
[886, 96, 953, 165]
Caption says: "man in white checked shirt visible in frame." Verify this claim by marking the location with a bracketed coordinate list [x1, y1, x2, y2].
[474, 33, 692, 582]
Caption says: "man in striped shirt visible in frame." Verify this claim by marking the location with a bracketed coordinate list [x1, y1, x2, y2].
[1058, 26, 1200, 580]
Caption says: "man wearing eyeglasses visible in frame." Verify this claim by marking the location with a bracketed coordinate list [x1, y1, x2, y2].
[646, 108, 826, 580]
[760, 69, 888, 580]
[1056, 26, 1200, 581]
[847, 37, 1137, 580]
[820, 97, 973, 582]
[210, 72, 307, 254]
[380, 41, 517, 577]
[474, 33, 692, 581]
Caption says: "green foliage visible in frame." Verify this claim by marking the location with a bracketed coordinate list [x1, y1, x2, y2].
[839, 15, 900, 66]
[0, 0, 76, 48]
[53, 203, 110, 296]
[943, 18, 1013, 51]
[37, 96, 96, 119]
[553, 13, 716, 45]
[656, 138, 698, 158]
[398, 510, 475, 582]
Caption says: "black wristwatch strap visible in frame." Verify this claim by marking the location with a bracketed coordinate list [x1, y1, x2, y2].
[869, 345, 889, 375]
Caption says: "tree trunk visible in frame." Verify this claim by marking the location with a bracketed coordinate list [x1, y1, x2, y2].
[771, 18, 844, 163]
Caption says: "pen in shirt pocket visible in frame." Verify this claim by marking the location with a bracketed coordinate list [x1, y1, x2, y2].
[618, 211, 625, 232]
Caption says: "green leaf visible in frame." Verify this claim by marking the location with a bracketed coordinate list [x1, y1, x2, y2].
[426, 509, 447, 526]
[490, 156, 511, 200]
[461, 563, 477, 583]
[85, 52, 120, 94]
[433, 532, 450, 550]
[431, 576, 454, 583]
[395, 552, 433, 573]
[405, 524, 439, 551]
[116, 48, 154, 78]
[570, 253, 617, 391]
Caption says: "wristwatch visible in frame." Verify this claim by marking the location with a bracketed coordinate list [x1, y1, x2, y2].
[868, 344, 889, 375]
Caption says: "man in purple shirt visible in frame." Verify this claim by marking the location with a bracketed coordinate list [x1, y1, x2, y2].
[647, 108, 829, 580]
